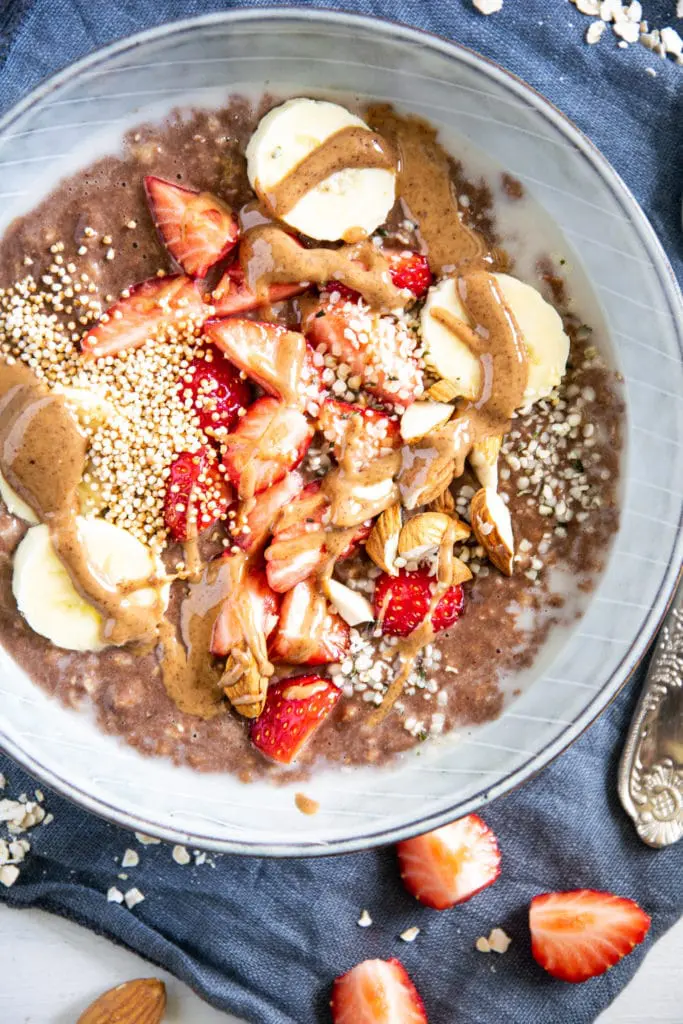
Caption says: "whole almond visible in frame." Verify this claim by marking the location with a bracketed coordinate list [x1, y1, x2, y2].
[77, 978, 166, 1024]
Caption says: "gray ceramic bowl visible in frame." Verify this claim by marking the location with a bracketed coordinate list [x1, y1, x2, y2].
[0, 9, 681, 855]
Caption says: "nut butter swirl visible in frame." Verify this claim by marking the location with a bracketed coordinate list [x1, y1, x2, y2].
[367, 105, 487, 274]
[0, 361, 165, 647]
[240, 225, 405, 313]
[259, 125, 396, 219]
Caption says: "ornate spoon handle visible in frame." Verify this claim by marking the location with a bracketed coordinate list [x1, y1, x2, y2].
[618, 579, 683, 848]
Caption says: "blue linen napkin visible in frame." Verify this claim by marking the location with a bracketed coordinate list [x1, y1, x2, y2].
[0, 2, 681, 1023]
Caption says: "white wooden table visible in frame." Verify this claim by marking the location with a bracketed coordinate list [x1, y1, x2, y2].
[1, 905, 681, 1022]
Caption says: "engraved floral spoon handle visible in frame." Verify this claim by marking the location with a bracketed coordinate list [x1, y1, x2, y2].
[618, 578, 683, 848]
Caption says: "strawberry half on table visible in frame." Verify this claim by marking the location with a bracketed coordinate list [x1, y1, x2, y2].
[269, 579, 350, 665]
[250, 675, 341, 764]
[181, 344, 252, 438]
[204, 318, 325, 411]
[529, 890, 651, 984]
[144, 175, 239, 278]
[373, 569, 465, 637]
[397, 815, 501, 910]
[81, 275, 206, 359]
[163, 447, 232, 542]
[331, 958, 428, 1024]
[221, 397, 314, 499]
[212, 264, 309, 317]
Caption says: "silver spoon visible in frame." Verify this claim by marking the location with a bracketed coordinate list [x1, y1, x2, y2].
[619, 578, 683, 847]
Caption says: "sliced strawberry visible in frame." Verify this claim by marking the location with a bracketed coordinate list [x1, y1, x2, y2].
[81, 275, 206, 359]
[222, 397, 313, 498]
[373, 569, 465, 637]
[144, 175, 238, 278]
[317, 399, 400, 465]
[212, 264, 309, 316]
[250, 675, 341, 764]
[384, 250, 432, 298]
[180, 344, 251, 439]
[211, 566, 280, 657]
[303, 300, 423, 409]
[264, 482, 328, 593]
[163, 447, 232, 541]
[397, 815, 501, 911]
[264, 481, 371, 593]
[530, 890, 651, 984]
[269, 579, 350, 665]
[325, 249, 432, 304]
[331, 958, 428, 1024]
[205, 317, 324, 411]
[231, 471, 305, 554]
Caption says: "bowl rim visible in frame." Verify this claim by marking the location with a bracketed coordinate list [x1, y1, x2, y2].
[0, 6, 681, 857]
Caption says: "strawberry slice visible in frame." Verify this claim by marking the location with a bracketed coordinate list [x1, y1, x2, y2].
[317, 399, 400, 465]
[180, 344, 252, 439]
[250, 675, 341, 764]
[384, 250, 432, 298]
[529, 890, 651, 984]
[264, 482, 370, 593]
[397, 815, 501, 911]
[164, 447, 232, 541]
[144, 175, 239, 278]
[231, 471, 306, 554]
[81, 275, 206, 359]
[303, 300, 423, 409]
[205, 317, 324, 411]
[211, 566, 281, 657]
[222, 397, 313, 498]
[212, 264, 308, 316]
[269, 579, 350, 665]
[264, 482, 328, 593]
[326, 249, 432, 304]
[373, 569, 465, 637]
[331, 958, 428, 1024]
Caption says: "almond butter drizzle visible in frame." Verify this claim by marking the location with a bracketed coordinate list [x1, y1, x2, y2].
[260, 125, 396, 219]
[239, 225, 404, 312]
[0, 362, 165, 647]
[367, 105, 487, 274]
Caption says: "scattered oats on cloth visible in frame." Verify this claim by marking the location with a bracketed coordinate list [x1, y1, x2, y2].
[473, 0, 503, 13]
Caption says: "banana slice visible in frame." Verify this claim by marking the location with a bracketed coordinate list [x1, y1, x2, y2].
[12, 518, 168, 652]
[55, 385, 118, 430]
[0, 471, 39, 524]
[246, 97, 396, 241]
[421, 273, 570, 407]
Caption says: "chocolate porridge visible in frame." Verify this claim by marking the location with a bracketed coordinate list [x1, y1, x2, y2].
[0, 95, 622, 781]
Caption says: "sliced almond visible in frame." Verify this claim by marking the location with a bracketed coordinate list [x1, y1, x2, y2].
[222, 644, 269, 718]
[322, 453, 401, 527]
[450, 555, 473, 585]
[469, 435, 502, 490]
[429, 487, 455, 515]
[400, 401, 453, 443]
[398, 512, 451, 561]
[470, 487, 514, 576]
[77, 979, 166, 1024]
[325, 578, 375, 626]
[427, 378, 461, 402]
[365, 503, 402, 575]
